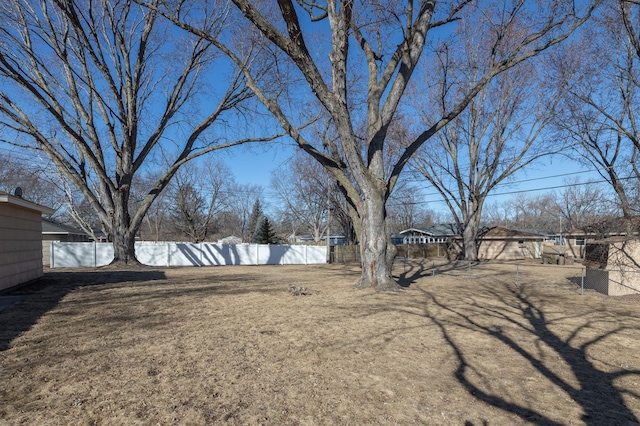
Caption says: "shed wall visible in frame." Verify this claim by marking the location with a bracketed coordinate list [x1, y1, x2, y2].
[0, 204, 44, 291]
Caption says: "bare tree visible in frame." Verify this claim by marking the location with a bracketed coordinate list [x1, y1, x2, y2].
[506, 193, 561, 232]
[483, 183, 616, 232]
[168, 161, 228, 242]
[386, 185, 435, 232]
[221, 182, 264, 241]
[150, 0, 598, 289]
[0, 0, 276, 264]
[555, 0, 640, 233]
[554, 179, 618, 230]
[413, 51, 563, 260]
[0, 150, 64, 212]
[271, 153, 329, 242]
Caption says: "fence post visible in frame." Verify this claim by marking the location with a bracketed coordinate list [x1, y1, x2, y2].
[432, 260, 435, 277]
[94, 241, 97, 267]
[581, 268, 585, 295]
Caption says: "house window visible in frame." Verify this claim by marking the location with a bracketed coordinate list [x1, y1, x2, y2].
[575, 238, 586, 246]
[518, 240, 525, 248]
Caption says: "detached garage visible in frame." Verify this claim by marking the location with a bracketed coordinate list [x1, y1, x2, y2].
[0, 190, 54, 291]
[475, 227, 544, 261]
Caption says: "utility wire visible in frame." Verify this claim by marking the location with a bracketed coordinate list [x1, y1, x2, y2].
[389, 174, 638, 207]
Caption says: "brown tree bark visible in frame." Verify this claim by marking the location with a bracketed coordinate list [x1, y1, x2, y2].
[150, 0, 598, 290]
[355, 188, 401, 291]
[0, 0, 272, 265]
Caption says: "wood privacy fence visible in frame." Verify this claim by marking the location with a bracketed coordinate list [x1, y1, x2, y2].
[50, 242, 327, 268]
[329, 243, 450, 264]
[395, 243, 450, 259]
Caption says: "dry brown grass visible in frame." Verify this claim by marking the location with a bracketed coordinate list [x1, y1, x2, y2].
[1, 261, 639, 425]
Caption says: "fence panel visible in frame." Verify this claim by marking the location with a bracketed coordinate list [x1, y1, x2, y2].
[51, 242, 113, 267]
[281, 245, 308, 265]
[169, 243, 205, 266]
[136, 242, 170, 267]
[50, 242, 327, 268]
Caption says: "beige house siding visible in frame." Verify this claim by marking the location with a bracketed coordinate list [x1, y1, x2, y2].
[42, 237, 54, 267]
[477, 240, 542, 261]
[0, 204, 45, 291]
[584, 239, 640, 296]
[565, 238, 587, 259]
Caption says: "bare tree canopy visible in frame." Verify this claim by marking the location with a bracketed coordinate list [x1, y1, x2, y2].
[554, 0, 640, 232]
[412, 51, 560, 260]
[0, 0, 276, 263]
[168, 161, 229, 242]
[141, 0, 597, 289]
[0, 150, 64, 212]
[271, 153, 329, 242]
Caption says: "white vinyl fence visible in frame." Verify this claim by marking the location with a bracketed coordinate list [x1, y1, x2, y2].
[50, 242, 327, 268]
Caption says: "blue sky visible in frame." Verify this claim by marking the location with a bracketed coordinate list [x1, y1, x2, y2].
[217, 136, 608, 218]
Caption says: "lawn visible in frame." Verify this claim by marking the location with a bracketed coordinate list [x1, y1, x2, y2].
[1, 262, 639, 425]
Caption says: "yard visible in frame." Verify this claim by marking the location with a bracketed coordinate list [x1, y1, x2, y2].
[1, 262, 639, 425]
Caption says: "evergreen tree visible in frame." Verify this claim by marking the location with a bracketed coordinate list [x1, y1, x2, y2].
[256, 217, 278, 244]
[246, 198, 264, 243]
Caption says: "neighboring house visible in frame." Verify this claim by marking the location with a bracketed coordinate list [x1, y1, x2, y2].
[563, 216, 640, 259]
[398, 224, 460, 244]
[217, 235, 243, 245]
[0, 190, 54, 292]
[398, 225, 543, 261]
[390, 233, 404, 245]
[323, 232, 348, 246]
[288, 234, 318, 244]
[42, 219, 90, 266]
[583, 237, 640, 296]
[465, 226, 544, 261]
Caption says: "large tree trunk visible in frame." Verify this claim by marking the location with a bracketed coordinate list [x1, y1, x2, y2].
[355, 193, 401, 291]
[110, 191, 140, 265]
[462, 223, 479, 261]
[462, 204, 483, 261]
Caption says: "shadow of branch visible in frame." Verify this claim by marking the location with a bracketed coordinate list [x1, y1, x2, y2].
[422, 286, 640, 425]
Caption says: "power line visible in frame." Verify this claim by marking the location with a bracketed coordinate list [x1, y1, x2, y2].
[391, 174, 637, 207]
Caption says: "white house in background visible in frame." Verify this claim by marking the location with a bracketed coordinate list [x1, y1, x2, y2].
[217, 235, 243, 245]
[0, 190, 54, 291]
[398, 224, 461, 244]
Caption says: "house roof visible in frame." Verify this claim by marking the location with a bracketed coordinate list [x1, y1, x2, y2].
[564, 216, 640, 237]
[480, 226, 544, 239]
[400, 223, 460, 237]
[42, 219, 88, 236]
[0, 191, 55, 215]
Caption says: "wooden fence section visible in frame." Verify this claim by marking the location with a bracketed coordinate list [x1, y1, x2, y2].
[330, 243, 450, 264]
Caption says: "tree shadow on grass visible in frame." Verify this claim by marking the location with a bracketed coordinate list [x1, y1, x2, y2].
[396, 259, 431, 288]
[0, 268, 296, 352]
[0, 269, 166, 352]
[419, 285, 640, 425]
[395, 260, 507, 288]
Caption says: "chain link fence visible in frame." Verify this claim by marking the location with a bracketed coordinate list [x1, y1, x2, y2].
[330, 245, 640, 297]
[396, 258, 640, 297]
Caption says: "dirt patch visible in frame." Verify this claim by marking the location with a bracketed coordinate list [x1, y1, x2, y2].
[1, 262, 639, 425]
